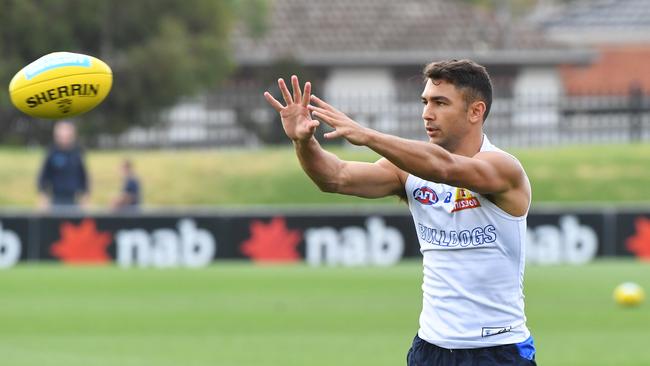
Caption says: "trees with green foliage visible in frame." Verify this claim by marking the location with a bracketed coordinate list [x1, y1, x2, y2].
[0, 0, 245, 144]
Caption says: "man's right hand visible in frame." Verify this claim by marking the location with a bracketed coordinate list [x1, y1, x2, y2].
[264, 75, 320, 142]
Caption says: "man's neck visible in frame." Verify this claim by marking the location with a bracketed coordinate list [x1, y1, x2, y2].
[448, 132, 484, 157]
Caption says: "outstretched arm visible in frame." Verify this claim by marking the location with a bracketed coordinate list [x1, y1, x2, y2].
[294, 138, 405, 198]
[264, 76, 404, 199]
[308, 96, 530, 215]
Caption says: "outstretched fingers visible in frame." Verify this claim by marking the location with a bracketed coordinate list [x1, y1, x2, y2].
[278, 78, 293, 105]
[324, 130, 342, 139]
[309, 108, 339, 137]
[310, 95, 339, 112]
[305, 106, 342, 140]
[263, 92, 284, 112]
[307, 105, 338, 122]
[291, 75, 302, 104]
[302, 82, 311, 107]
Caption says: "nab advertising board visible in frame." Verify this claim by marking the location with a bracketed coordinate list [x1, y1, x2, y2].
[1, 207, 649, 268]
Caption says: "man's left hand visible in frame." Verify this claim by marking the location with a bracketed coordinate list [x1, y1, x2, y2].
[308, 95, 371, 146]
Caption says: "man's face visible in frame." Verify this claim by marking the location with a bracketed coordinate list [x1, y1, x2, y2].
[54, 123, 76, 149]
[420, 79, 470, 152]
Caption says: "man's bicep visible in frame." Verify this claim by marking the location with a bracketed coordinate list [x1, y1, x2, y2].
[338, 158, 405, 198]
[447, 152, 522, 195]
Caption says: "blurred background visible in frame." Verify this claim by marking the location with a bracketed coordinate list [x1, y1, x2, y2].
[0, 1, 649, 366]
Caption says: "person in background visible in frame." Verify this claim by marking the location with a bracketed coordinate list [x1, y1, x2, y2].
[37, 120, 89, 211]
[111, 158, 141, 211]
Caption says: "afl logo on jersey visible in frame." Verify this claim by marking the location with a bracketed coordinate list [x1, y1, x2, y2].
[413, 186, 438, 205]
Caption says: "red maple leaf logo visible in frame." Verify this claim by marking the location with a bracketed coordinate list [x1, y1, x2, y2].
[626, 217, 650, 261]
[240, 217, 302, 263]
[50, 219, 112, 264]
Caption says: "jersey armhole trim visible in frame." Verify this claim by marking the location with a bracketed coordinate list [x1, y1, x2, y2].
[479, 194, 527, 221]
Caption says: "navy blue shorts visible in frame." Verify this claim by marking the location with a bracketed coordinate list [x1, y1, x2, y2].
[407, 334, 537, 366]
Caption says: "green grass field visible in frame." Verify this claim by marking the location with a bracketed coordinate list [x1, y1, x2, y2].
[2, 143, 650, 207]
[1, 260, 648, 366]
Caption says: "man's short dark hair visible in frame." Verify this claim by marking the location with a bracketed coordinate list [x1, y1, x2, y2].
[423, 59, 493, 121]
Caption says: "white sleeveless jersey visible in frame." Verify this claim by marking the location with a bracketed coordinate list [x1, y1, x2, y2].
[405, 135, 531, 349]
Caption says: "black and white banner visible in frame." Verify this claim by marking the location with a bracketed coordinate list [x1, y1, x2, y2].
[0, 207, 648, 268]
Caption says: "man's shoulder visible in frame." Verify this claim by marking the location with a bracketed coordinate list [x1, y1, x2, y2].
[479, 137, 523, 166]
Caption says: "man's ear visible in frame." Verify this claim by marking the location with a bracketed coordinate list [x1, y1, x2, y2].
[468, 101, 486, 124]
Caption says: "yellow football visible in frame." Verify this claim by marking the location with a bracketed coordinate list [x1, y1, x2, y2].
[8, 52, 112, 119]
[613, 282, 645, 307]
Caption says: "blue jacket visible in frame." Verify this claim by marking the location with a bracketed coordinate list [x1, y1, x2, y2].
[37, 146, 88, 198]
[123, 176, 141, 206]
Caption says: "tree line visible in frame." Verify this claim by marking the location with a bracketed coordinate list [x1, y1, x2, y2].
[0, 0, 267, 145]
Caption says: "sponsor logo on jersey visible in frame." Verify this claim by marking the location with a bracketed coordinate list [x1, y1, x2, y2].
[413, 186, 438, 205]
[451, 188, 481, 212]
